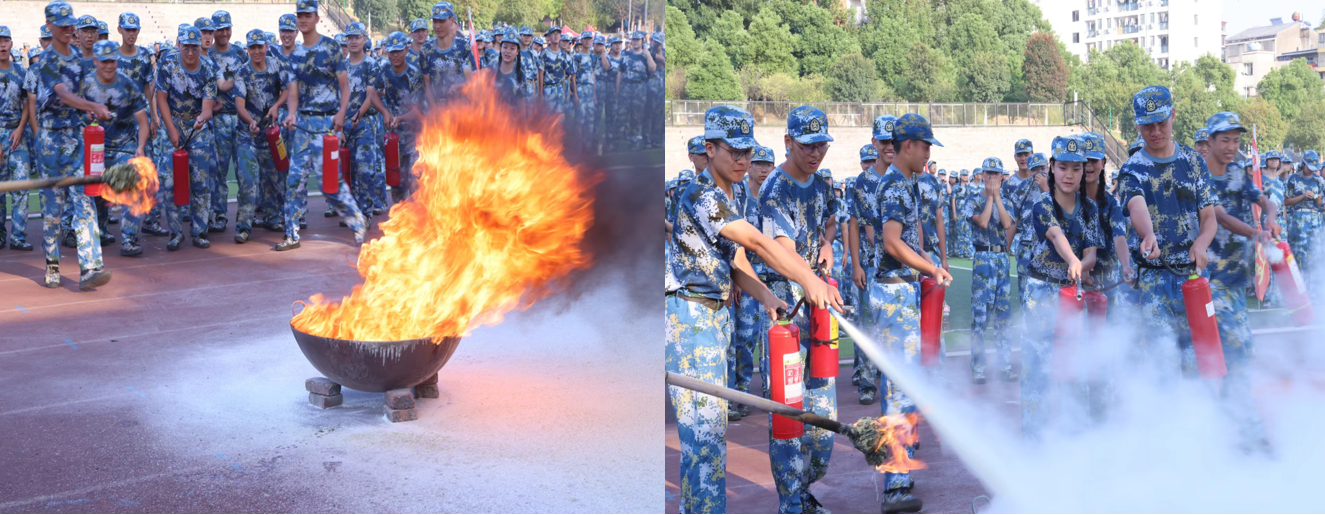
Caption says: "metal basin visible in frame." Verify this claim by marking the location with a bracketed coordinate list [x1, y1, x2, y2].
[291, 323, 461, 392]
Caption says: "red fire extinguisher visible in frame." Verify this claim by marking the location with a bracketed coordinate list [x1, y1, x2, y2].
[384, 132, 401, 187]
[171, 149, 190, 207]
[1084, 290, 1108, 331]
[919, 276, 945, 367]
[809, 277, 839, 378]
[265, 126, 289, 172]
[1182, 274, 1226, 379]
[322, 134, 340, 195]
[83, 123, 105, 197]
[1052, 284, 1086, 381]
[1270, 240, 1314, 326]
[340, 146, 353, 193]
[768, 310, 804, 439]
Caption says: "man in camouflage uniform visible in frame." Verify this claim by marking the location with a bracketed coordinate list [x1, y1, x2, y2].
[341, 22, 383, 220]
[157, 24, 217, 250]
[594, 34, 617, 153]
[33, 1, 112, 289]
[869, 113, 952, 513]
[205, 10, 246, 234]
[406, 18, 427, 68]
[965, 158, 1015, 383]
[1285, 151, 1325, 286]
[849, 117, 894, 396]
[727, 144, 777, 421]
[571, 32, 603, 155]
[759, 106, 841, 513]
[1202, 112, 1279, 447]
[667, 104, 838, 515]
[1118, 86, 1220, 375]
[277, 0, 367, 251]
[645, 32, 664, 149]
[420, 2, 473, 109]
[114, 12, 167, 239]
[0, 26, 34, 251]
[539, 27, 572, 114]
[81, 40, 150, 256]
[618, 31, 654, 151]
[234, 29, 291, 244]
[370, 32, 424, 204]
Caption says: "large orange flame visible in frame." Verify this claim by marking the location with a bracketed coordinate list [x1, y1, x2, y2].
[102, 156, 159, 216]
[874, 413, 927, 474]
[292, 71, 598, 341]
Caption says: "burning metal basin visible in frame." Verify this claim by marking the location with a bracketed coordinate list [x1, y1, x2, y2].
[291, 324, 461, 393]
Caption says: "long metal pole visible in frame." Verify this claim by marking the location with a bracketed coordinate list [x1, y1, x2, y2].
[664, 372, 847, 434]
[831, 310, 1022, 504]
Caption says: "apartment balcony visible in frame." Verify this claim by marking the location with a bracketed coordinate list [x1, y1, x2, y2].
[1159, 22, 1168, 30]
[1123, 26, 1140, 34]
[1160, 45, 1168, 54]
[1119, 2, 1140, 12]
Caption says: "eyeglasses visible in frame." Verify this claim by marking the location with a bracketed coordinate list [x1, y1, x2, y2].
[714, 142, 753, 162]
[797, 141, 829, 155]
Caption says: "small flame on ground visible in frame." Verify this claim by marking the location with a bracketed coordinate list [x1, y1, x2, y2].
[102, 157, 159, 216]
[874, 413, 927, 474]
[292, 71, 598, 342]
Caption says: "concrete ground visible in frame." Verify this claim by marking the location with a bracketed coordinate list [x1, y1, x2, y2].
[0, 165, 663, 512]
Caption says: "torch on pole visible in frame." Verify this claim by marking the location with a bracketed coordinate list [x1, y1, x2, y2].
[830, 310, 1022, 506]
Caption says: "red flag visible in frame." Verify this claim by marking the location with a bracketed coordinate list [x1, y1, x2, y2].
[1251, 124, 1271, 302]
[467, 8, 480, 69]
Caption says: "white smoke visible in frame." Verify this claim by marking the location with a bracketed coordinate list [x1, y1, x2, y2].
[1263, 244, 1285, 265]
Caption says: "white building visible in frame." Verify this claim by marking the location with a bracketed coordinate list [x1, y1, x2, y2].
[1031, 0, 1223, 70]
[1223, 15, 1322, 97]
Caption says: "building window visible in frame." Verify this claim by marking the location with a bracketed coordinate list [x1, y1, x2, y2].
[1073, 33, 1080, 43]
[1194, 15, 1198, 25]
[1195, 37, 1198, 47]
[1244, 63, 1253, 75]
[1073, 10, 1079, 21]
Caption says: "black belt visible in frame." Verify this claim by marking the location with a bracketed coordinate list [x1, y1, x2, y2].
[876, 274, 918, 284]
[1134, 258, 1194, 272]
[1026, 269, 1072, 287]
[0, 121, 19, 130]
[298, 110, 336, 116]
[974, 244, 1006, 253]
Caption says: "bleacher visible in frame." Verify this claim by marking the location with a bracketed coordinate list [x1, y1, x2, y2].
[6, 1, 343, 49]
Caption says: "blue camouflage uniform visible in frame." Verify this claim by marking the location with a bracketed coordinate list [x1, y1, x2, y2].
[419, 2, 474, 106]
[406, 18, 427, 69]
[759, 107, 839, 514]
[156, 25, 219, 242]
[593, 35, 616, 152]
[340, 23, 383, 218]
[571, 34, 598, 152]
[0, 29, 32, 249]
[1081, 133, 1131, 313]
[374, 32, 425, 204]
[618, 32, 650, 151]
[867, 113, 943, 501]
[81, 41, 149, 247]
[1285, 151, 1324, 284]
[539, 28, 572, 114]
[33, 3, 106, 281]
[234, 29, 291, 236]
[285, 0, 366, 245]
[1117, 86, 1220, 376]
[1011, 154, 1048, 305]
[728, 145, 776, 403]
[205, 10, 247, 231]
[950, 170, 972, 257]
[965, 158, 1014, 379]
[666, 105, 764, 514]
[850, 118, 894, 366]
[1021, 135, 1103, 440]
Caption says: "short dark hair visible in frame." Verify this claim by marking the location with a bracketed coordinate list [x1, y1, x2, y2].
[891, 138, 903, 153]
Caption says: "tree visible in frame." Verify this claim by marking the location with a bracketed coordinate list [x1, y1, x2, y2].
[353, 0, 400, 32]
[1170, 62, 1224, 147]
[768, 0, 858, 78]
[858, 0, 936, 92]
[1023, 32, 1067, 102]
[1068, 43, 1169, 142]
[744, 7, 798, 76]
[663, 6, 701, 76]
[708, 11, 751, 68]
[1234, 98, 1287, 152]
[825, 53, 880, 102]
[685, 39, 744, 101]
[1285, 100, 1325, 152]
[898, 40, 955, 102]
[558, 0, 596, 31]
[1256, 58, 1325, 123]
[397, 0, 432, 27]
[964, 50, 1011, 102]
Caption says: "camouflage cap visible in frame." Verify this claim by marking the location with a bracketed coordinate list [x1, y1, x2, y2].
[75, 15, 97, 30]
[431, 2, 455, 21]
[346, 22, 367, 37]
[1052, 135, 1087, 163]
[177, 24, 201, 46]
[296, 0, 319, 14]
[409, 18, 428, 33]
[45, 2, 76, 27]
[518, 26, 532, 36]
[1081, 132, 1106, 160]
[212, 10, 233, 29]
[91, 40, 118, 61]
[383, 31, 408, 52]
[118, 12, 141, 29]
[980, 157, 1005, 175]
[1027, 153, 1048, 170]
[1132, 85, 1173, 126]
[860, 144, 879, 162]
[704, 105, 759, 150]
[1128, 133, 1144, 156]
[245, 29, 267, 47]
[41, 24, 53, 38]
[1194, 127, 1210, 144]
[892, 113, 943, 147]
[1205, 111, 1247, 137]
[0, 26, 9, 39]
[687, 135, 706, 155]
[1304, 150, 1322, 171]
[279, 14, 297, 31]
[194, 17, 214, 32]
[97, 20, 109, 35]
[1014, 139, 1033, 155]
[753, 145, 775, 163]
[871, 115, 897, 141]
[786, 106, 833, 145]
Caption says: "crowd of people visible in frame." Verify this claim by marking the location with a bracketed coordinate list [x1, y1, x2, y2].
[664, 86, 1323, 513]
[0, 0, 664, 291]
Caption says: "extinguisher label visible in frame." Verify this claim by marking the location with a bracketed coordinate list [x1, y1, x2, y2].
[90, 144, 104, 175]
[783, 353, 803, 404]
[1205, 301, 1214, 319]
[276, 140, 288, 160]
[330, 151, 338, 160]
[1289, 259, 1306, 294]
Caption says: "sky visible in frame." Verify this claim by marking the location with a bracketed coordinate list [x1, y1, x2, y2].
[1222, 0, 1325, 37]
